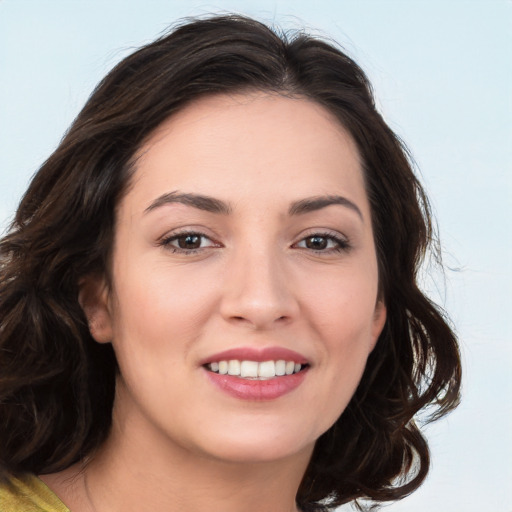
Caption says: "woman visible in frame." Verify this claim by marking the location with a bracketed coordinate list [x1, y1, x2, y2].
[0, 15, 461, 512]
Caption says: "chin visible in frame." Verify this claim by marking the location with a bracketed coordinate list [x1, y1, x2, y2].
[191, 420, 319, 465]
[208, 440, 313, 465]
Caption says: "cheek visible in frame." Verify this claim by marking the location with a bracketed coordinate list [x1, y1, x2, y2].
[106, 268, 209, 407]
[300, 268, 380, 406]
[303, 267, 379, 339]
[108, 260, 220, 361]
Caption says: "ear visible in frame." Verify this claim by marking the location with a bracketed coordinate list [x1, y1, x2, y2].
[370, 299, 387, 352]
[78, 274, 113, 344]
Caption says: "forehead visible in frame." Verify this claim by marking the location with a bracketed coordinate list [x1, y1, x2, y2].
[138, 92, 360, 162]
[128, 92, 367, 215]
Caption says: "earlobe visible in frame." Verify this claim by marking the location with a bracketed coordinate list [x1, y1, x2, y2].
[370, 300, 387, 351]
[78, 274, 113, 344]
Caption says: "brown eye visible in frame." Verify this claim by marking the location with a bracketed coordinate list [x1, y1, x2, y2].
[295, 233, 350, 253]
[160, 232, 218, 253]
[305, 236, 329, 250]
[176, 234, 202, 249]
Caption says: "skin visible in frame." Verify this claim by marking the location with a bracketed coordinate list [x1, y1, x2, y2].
[42, 93, 386, 512]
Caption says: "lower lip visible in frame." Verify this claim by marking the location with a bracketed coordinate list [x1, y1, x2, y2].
[204, 368, 308, 401]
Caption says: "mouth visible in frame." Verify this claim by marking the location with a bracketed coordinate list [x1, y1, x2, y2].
[204, 360, 308, 380]
[200, 347, 310, 399]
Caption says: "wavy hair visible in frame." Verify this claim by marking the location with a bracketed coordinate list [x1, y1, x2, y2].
[0, 15, 460, 510]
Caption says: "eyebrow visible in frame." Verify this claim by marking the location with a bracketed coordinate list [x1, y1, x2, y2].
[288, 195, 363, 220]
[144, 191, 362, 220]
[144, 191, 232, 215]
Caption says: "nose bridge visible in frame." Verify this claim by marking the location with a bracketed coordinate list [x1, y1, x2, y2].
[220, 237, 297, 328]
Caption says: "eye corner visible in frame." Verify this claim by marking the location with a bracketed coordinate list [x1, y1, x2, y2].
[292, 231, 351, 254]
[158, 230, 223, 255]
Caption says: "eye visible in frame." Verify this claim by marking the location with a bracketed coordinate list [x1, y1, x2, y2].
[294, 233, 349, 253]
[159, 232, 219, 253]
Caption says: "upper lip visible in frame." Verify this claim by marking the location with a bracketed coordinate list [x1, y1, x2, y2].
[199, 346, 309, 365]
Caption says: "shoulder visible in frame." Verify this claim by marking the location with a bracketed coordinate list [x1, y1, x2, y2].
[0, 474, 70, 512]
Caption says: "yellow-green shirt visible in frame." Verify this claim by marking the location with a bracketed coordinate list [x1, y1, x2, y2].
[0, 474, 69, 512]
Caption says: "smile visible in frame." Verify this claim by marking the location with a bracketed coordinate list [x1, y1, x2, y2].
[202, 348, 310, 400]
[205, 360, 305, 379]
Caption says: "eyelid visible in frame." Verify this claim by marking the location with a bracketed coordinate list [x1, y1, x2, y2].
[158, 228, 222, 254]
[292, 229, 351, 252]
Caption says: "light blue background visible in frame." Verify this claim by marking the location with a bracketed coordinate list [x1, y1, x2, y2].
[1, 1, 510, 510]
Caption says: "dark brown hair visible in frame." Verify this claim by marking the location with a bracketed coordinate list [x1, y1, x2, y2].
[0, 14, 460, 510]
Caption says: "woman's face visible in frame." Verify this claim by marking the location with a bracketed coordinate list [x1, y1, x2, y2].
[83, 93, 386, 465]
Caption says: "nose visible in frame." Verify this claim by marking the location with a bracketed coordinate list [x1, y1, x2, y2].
[219, 243, 299, 330]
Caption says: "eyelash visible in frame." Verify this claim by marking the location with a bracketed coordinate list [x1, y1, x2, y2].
[158, 230, 351, 255]
[293, 232, 351, 253]
[158, 231, 220, 254]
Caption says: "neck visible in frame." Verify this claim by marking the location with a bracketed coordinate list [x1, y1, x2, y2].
[85, 435, 310, 512]
[79, 404, 313, 512]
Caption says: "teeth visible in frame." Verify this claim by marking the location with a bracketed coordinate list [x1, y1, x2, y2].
[228, 360, 241, 375]
[218, 361, 228, 375]
[240, 360, 258, 378]
[258, 360, 275, 378]
[275, 360, 286, 376]
[206, 359, 304, 379]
